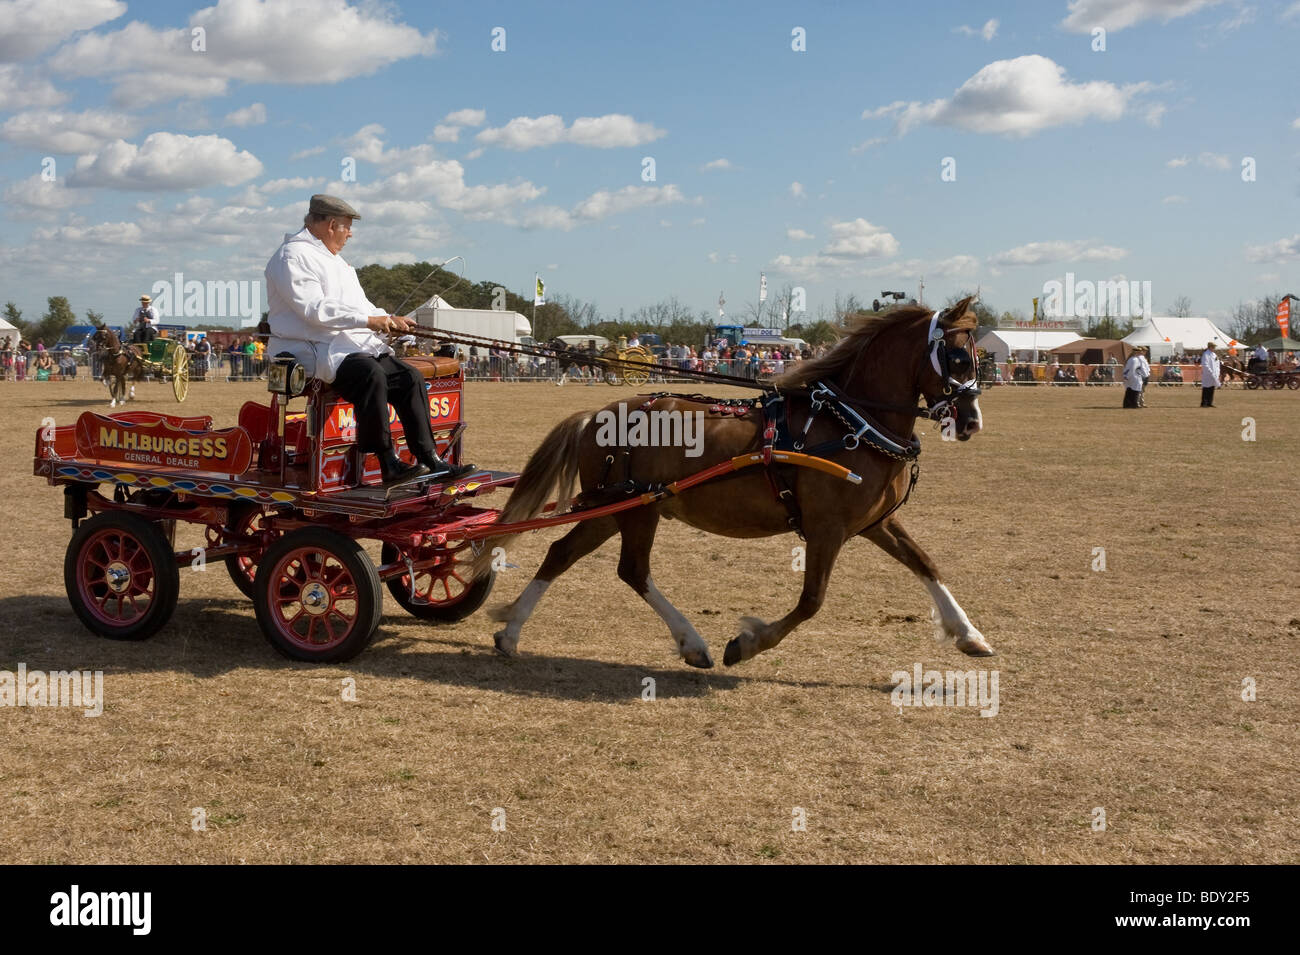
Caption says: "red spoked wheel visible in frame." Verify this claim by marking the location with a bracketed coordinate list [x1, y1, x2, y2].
[205, 502, 272, 599]
[253, 528, 382, 662]
[379, 542, 495, 622]
[64, 511, 180, 640]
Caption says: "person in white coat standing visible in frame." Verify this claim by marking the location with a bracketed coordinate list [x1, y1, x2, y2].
[265, 194, 473, 486]
[1200, 342, 1221, 407]
[1122, 347, 1150, 408]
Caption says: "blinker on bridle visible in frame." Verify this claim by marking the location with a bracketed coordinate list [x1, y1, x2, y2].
[924, 310, 980, 421]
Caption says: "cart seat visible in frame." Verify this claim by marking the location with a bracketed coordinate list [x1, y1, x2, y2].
[404, 356, 460, 379]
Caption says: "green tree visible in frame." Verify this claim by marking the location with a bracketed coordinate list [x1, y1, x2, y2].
[2, 302, 25, 339]
[85, 308, 104, 326]
[35, 296, 76, 345]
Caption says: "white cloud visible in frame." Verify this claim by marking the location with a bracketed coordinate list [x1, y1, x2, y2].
[790, 181, 805, 198]
[1144, 103, 1166, 126]
[476, 113, 665, 150]
[850, 137, 887, 153]
[1198, 151, 1230, 169]
[54, 0, 437, 104]
[0, 64, 68, 109]
[702, 158, 732, 171]
[573, 184, 684, 220]
[866, 55, 1156, 138]
[0, 0, 125, 61]
[787, 228, 814, 241]
[1162, 194, 1189, 203]
[442, 108, 486, 127]
[2, 174, 89, 214]
[223, 102, 266, 127]
[332, 156, 542, 218]
[516, 185, 687, 231]
[1166, 155, 1190, 167]
[432, 125, 460, 143]
[988, 239, 1128, 266]
[822, 218, 899, 258]
[1061, 0, 1225, 33]
[1245, 234, 1300, 263]
[343, 123, 436, 167]
[955, 18, 999, 40]
[111, 73, 230, 107]
[1292, 117, 1300, 129]
[771, 218, 900, 278]
[290, 145, 326, 161]
[32, 220, 143, 244]
[0, 108, 138, 153]
[69, 132, 263, 190]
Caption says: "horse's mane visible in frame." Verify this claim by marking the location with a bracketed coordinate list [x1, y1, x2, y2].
[775, 302, 975, 390]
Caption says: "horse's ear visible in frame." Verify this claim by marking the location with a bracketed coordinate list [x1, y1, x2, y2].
[941, 296, 976, 325]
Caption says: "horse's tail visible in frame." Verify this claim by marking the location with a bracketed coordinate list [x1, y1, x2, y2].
[471, 410, 592, 579]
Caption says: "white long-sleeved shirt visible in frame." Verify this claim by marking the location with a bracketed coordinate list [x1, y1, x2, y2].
[1123, 355, 1149, 391]
[1200, 349, 1221, 387]
[131, 305, 157, 325]
[264, 227, 388, 382]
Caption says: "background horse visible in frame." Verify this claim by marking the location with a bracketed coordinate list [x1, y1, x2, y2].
[478, 297, 989, 669]
[91, 325, 144, 407]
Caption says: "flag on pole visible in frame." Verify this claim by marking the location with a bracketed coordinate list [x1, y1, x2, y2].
[759, 272, 767, 303]
[1278, 297, 1290, 338]
[534, 274, 545, 306]
[718, 291, 726, 319]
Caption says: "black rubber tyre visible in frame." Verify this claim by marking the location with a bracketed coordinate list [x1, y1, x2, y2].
[64, 510, 180, 641]
[380, 543, 495, 622]
[253, 528, 383, 663]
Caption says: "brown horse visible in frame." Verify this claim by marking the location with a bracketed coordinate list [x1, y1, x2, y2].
[91, 325, 145, 407]
[477, 297, 990, 669]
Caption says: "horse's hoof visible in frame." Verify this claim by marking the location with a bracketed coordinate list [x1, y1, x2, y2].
[493, 630, 518, 657]
[723, 638, 743, 667]
[683, 647, 714, 669]
[955, 633, 996, 657]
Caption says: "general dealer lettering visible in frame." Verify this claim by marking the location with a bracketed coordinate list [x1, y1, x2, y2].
[99, 426, 228, 459]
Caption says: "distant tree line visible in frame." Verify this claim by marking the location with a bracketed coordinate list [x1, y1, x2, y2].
[2, 298, 103, 346]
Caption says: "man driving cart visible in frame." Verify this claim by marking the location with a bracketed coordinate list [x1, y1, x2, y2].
[264, 194, 473, 487]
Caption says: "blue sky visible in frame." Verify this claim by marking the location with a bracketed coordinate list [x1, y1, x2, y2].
[1, 0, 1297, 330]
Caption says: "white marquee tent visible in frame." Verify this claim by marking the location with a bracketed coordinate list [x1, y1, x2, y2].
[1122, 316, 1239, 360]
[0, 317, 20, 345]
[975, 329, 1084, 362]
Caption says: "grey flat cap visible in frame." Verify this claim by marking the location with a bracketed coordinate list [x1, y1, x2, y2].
[309, 194, 361, 219]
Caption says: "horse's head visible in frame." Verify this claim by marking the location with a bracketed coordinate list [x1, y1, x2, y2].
[918, 296, 982, 440]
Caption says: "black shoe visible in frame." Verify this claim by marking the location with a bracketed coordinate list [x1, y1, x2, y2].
[417, 452, 476, 480]
[377, 452, 431, 486]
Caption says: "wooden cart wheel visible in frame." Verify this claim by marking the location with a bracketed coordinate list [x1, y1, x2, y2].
[1245, 376, 1261, 390]
[622, 345, 653, 386]
[1266, 375, 1285, 390]
[171, 346, 189, 402]
[63, 511, 180, 641]
[1287, 375, 1300, 390]
[253, 528, 382, 662]
[205, 502, 272, 599]
[379, 543, 495, 621]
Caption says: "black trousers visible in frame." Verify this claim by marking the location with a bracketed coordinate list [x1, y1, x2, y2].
[1201, 386, 1215, 407]
[1123, 388, 1140, 408]
[331, 353, 436, 459]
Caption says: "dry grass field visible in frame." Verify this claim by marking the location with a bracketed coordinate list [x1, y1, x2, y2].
[1, 376, 1296, 864]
